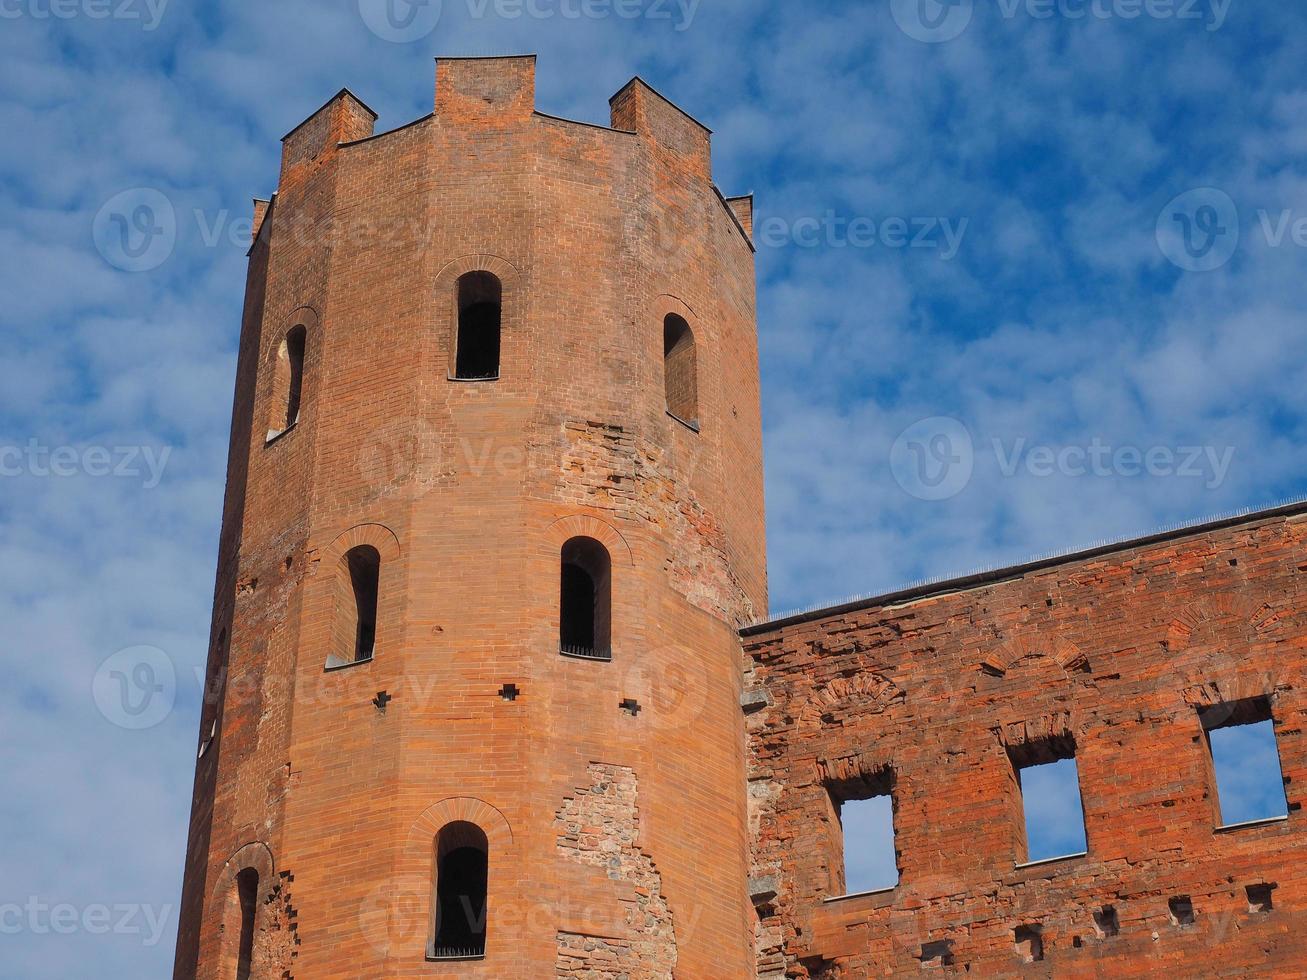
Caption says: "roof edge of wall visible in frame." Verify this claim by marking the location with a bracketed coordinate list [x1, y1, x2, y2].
[742, 496, 1307, 637]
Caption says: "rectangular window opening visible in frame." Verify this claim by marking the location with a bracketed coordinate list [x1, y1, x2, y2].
[1014, 924, 1044, 963]
[1093, 905, 1120, 938]
[828, 768, 899, 897]
[1169, 895, 1195, 927]
[1008, 736, 1088, 864]
[1246, 882, 1276, 914]
[1200, 697, 1289, 828]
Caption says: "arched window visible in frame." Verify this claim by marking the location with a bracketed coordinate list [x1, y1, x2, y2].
[328, 546, 380, 668]
[267, 325, 307, 442]
[663, 314, 699, 429]
[454, 272, 502, 380]
[559, 537, 612, 661]
[234, 868, 258, 980]
[430, 822, 489, 960]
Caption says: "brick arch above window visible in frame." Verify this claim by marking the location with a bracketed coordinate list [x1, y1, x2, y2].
[405, 797, 515, 862]
[210, 842, 277, 905]
[263, 306, 321, 377]
[322, 522, 402, 564]
[544, 514, 633, 567]
[434, 253, 521, 289]
[653, 293, 699, 326]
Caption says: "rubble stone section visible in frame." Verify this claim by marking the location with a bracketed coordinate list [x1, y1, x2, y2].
[744, 509, 1307, 977]
[251, 874, 299, 978]
[554, 764, 677, 979]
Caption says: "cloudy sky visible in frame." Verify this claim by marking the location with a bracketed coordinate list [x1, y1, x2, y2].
[2, 0, 1305, 975]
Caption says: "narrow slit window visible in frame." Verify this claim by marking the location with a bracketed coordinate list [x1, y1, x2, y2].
[283, 326, 305, 429]
[328, 546, 380, 668]
[1200, 697, 1288, 827]
[454, 272, 502, 380]
[267, 324, 306, 441]
[1008, 736, 1088, 864]
[559, 536, 612, 661]
[663, 314, 699, 429]
[234, 868, 258, 980]
[827, 767, 898, 896]
[430, 822, 488, 961]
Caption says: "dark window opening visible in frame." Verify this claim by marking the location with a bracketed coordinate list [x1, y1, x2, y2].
[431, 822, 488, 960]
[329, 546, 380, 668]
[1014, 925, 1044, 963]
[663, 314, 699, 428]
[1007, 735, 1088, 864]
[919, 940, 953, 967]
[283, 325, 306, 429]
[827, 766, 898, 896]
[455, 272, 502, 380]
[559, 536, 611, 660]
[1094, 905, 1119, 938]
[235, 868, 258, 980]
[1247, 883, 1276, 914]
[267, 325, 307, 442]
[348, 546, 379, 662]
[1169, 895, 1195, 927]
[1199, 696, 1289, 827]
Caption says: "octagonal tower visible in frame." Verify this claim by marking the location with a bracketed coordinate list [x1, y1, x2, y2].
[174, 56, 766, 979]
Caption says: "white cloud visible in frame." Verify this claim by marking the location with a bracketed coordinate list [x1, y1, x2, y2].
[4, 3, 1307, 976]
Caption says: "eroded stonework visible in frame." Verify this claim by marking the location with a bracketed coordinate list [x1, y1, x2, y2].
[552, 418, 753, 622]
[744, 510, 1307, 977]
[554, 764, 677, 979]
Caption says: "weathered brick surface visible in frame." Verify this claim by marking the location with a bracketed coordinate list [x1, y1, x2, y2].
[174, 56, 764, 979]
[173, 52, 1307, 980]
[554, 764, 676, 978]
[745, 510, 1307, 977]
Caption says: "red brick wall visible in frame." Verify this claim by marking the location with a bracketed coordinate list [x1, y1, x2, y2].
[744, 509, 1307, 977]
[175, 57, 765, 979]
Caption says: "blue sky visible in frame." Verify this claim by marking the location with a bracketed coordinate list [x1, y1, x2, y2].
[2, 0, 1306, 976]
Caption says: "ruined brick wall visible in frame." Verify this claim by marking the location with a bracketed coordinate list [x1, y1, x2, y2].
[745, 507, 1307, 977]
[554, 764, 677, 978]
[176, 56, 764, 979]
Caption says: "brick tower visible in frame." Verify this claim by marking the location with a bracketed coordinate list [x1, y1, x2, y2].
[174, 56, 766, 979]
